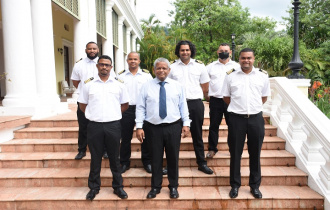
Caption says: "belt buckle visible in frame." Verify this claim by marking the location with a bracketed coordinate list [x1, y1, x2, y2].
[244, 114, 250, 118]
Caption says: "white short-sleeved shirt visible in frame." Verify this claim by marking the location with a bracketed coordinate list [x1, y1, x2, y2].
[207, 59, 240, 98]
[169, 58, 210, 100]
[78, 76, 130, 122]
[135, 77, 191, 128]
[71, 57, 116, 94]
[221, 67, 271, 115]
[117, 68, 153, 105]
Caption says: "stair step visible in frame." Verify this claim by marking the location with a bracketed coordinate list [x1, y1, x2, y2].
[13, 124, 277, 139]
[0, 136, 285, 153]
[0, 150, 296, 168]
[0, 166, 307, 187]
[0, 186, 322, 209]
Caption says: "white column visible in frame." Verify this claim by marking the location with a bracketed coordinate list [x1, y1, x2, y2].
[115, 16, 125, 73]
[103, 0, 115, 59]
[132, 34, 137, 52]
[1, 0, 38, 107]
[0, 21, 6, 98]
[73, 1, 89, 62]
[88, 0, 97, 43]
[126, 27, 132, 53]
[30, 0, 59, 105]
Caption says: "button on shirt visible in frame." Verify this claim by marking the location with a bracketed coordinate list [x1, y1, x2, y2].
[207, 59, 240, 98]
[71, 57, 116, 94]
[78, 76, 130, 122]
[117, 68, 153, 105]
[135, 77, 191, 128]
[221, 67, 271, 115]
[169, 59, 210, 100]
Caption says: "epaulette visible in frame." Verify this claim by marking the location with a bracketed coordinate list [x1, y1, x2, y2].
[195, 59, 204, 64]
[170, 60, 176, 64]
[118, 70, 125, 75]
[115, 77, 124, 83]
[226, 69, 235, 75]
[76, 58, 82, 63]
[142, 69, 150, 74]
[259, 69, 268, 75]
[84, 77, 94, 84]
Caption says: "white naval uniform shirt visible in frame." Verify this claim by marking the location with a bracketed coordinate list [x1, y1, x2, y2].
[169, 58, 210, 100]
[221, 67, 270, 115]
[78, 75, 130, 122]
[71, 57, 116, 94]
[117, 68, 153, 105]
[207, 59, 240, 98]
[135, 77, 191, 128]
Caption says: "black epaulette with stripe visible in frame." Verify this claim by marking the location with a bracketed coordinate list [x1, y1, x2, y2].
[170, 60, 176, 64]
[195, 59, 203, 64]
[115, 77, 124, 83]
[76, 58, 82, 63]
[259, 69, 268, 75]
[226, 69, 235, 75]
[142, 69, 150, 74]
[118, 70, 126, 75]
[84, 77, 94, 84]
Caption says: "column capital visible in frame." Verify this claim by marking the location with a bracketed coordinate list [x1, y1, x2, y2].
[118, 16, 125, 24]
[106, 0, 115, 11]
[132, 34, 137, 39]
[126, 27, 132, 35]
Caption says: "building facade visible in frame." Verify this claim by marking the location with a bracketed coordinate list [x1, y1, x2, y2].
[0, 0, 143, 118]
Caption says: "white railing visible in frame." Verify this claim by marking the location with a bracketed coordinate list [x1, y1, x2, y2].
[263, 77, 330, 209]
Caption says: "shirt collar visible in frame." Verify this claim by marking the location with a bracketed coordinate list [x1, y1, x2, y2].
[126, 68, 143, 75]
[155, 77, 170, 84]
[86, 57, 98, 63]
[178, 58, 194, 65]
[237, 66, 257, 74]
[94, 74, 114, 83]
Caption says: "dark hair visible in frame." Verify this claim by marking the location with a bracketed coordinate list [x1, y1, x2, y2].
[175, 40, 196, 58]
[98, 55, 112, 64]
[86, 41, 98, 48]
[219, 43, 231, 49]
[239, 48, 255, 56]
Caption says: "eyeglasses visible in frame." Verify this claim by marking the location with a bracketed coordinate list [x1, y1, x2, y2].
[98, 63, 112, 68]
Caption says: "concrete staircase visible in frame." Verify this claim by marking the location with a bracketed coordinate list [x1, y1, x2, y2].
[0, 103, 324, 209]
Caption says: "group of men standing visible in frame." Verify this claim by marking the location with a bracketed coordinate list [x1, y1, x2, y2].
[70, 40, 270, 201]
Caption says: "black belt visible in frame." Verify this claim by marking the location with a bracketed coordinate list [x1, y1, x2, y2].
[229, 112, 261, 119]
[129, 105, 136, 108]
[145, 119, 181, 127]
[186, 99, 201, 102]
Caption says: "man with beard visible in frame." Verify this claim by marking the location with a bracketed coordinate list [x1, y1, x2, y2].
[71, 42, 115, 160]
[79, 55, 129, 200]
[117, 52, 153, 174]
[206, 43, 240, 159]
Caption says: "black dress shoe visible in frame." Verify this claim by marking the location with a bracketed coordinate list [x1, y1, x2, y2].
[198, 165, 213, 174]
[229, 187, 239, 198]
[250, 188, 262, 198]
[86, 189, 99, 200]
[146, 188, 161, 199]
[113, 188, 128, 199]
[75, 151, 86, 160]
[162, 166, 168, 175]
[169, 188, 179, 199]
[103, 151, 108, 159]
[121, 165, 130, 174]
[144, 164, 152, 173]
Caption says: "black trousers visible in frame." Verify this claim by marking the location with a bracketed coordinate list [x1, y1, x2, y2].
[227, 112, 264, 189]
[208, 97, 229, 153]
[187, 99, 206, 166]
[87, 121, 123, 191]
[144, 120, 182, 189]
[120, 105, 151, 167]
[77, 102, 89, 153]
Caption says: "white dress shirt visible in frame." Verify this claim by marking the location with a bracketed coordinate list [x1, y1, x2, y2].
[207, 59, 240, 98]
[78, 75, 130, 122]
[135, 77, 191, 128]
[71, 57, 116, 94]
[169, 58, 210, 100]
[221, 67, 271, 115]
[117, 68, 153, 105]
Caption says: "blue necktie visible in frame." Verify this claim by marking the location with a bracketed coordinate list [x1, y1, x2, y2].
[159, 81, 167, 119]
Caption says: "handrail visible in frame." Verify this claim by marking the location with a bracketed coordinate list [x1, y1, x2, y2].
[264, 77, 330, 208]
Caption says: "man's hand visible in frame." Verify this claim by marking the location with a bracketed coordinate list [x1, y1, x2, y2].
[136, 129, 145, 143]
[181, 126, 190, 138]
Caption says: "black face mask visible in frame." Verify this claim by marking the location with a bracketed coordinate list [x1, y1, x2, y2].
[218, 52, 230, 60]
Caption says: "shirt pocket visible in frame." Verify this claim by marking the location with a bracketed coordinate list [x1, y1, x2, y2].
[230, 81, 243, 96]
